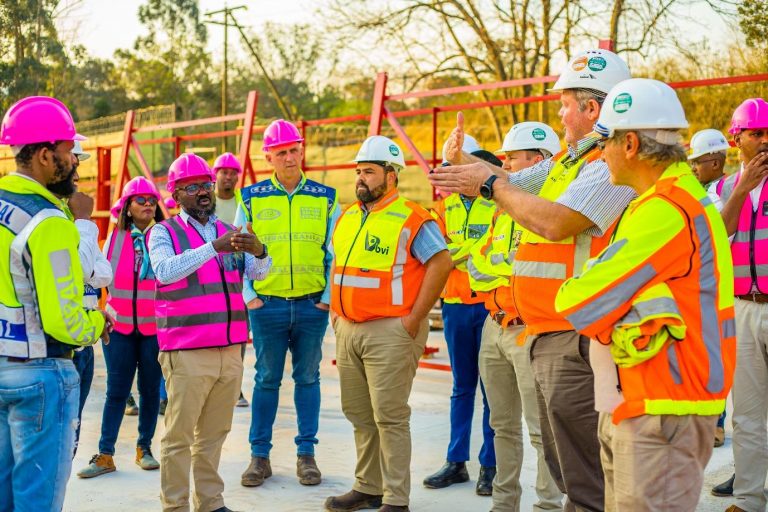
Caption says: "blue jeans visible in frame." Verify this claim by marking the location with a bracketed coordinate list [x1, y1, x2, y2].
[72, 345, 94, 454]
[0, 357, 80, 512]
[98, 330, 161, 454]
[442, 302, 496, 466]
[717, 409, 726, 428]
[160, 375, 167, 401]
[249, 296, 328, 458]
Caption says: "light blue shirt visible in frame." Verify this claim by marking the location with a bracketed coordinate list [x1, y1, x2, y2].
[234, 180, 341, 305]
[149, 210, 271, 285]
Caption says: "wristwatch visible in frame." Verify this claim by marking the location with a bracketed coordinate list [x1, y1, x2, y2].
[480, 175, 498, 200]
[256, 244, 268, 259]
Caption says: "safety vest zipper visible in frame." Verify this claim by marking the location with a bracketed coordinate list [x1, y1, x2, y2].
[749, 207, 764, 293]
[132, 268, 139, 332]
[338, 212, 370, 319]
[216, 258, 233, 344]
[287, 194, 294, 289]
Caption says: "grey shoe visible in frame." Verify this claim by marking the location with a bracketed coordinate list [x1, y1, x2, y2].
[297, 455, 322, 485]
[241, 456, 272, 487]
[125, 395, 138, 416]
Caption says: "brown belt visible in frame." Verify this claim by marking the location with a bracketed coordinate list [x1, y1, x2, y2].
[736, 293, 768, 304]
[491, 311, 523, 327]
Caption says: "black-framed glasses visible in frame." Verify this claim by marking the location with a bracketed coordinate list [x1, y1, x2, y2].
[692, 158, 719, 166]
[180, 182, 215, 196]
[597, 139, 608, 151]
[132, 196, 158, 206]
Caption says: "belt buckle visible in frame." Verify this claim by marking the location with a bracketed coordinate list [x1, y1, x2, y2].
[493, 311, 506, 324]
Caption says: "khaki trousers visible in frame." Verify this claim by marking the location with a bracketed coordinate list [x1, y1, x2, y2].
[732, 298, 768, 512]
[529, 330, 604, 512]
[599, 412, 716, 512]
[158, 344, 243, 512]
[334, 316, 428, 507]
[478, 318, 562, 512]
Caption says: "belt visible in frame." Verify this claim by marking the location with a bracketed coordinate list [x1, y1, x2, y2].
[259, 292, 323, 302]
[491, 311, 523, 327]
[736, 293, 768, 304]
[6, 350, 74, 363]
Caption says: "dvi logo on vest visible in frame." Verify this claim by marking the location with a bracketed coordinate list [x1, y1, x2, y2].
[365, 232, 390, 255]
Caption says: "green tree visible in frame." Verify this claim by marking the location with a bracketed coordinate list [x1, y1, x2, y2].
[739, 0, 768, 50]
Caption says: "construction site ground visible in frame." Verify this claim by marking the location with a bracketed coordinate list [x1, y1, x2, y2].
[66, 326, 742, 511]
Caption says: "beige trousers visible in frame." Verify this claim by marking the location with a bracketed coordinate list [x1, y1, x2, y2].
[732, 298, 768, 512]
[478, 318, 563, 512]
[158, 344, 243, 512]
[334, 316, 428, 507]
[599, 412, 716, 512]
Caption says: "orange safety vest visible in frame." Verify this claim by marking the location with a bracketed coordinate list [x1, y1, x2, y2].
[512, 147, 613, 334]
[331, 189, 433, 323]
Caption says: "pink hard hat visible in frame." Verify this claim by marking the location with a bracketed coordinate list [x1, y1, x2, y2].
[729, 98, 768, 134]
[112, 176, 162, 215]
[1, 96, 85, 146]
[213, 152, 242, 174]
[164, 197, 177, 209]
[262, 119, 304, 151]
[166, 153, 214, 192]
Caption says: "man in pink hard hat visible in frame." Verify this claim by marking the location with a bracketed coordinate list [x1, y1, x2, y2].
[148, 153, 271, 512]
[0, 96, 110, 511]
[238, 119, 339, 489]
[708, 98, 768, 512]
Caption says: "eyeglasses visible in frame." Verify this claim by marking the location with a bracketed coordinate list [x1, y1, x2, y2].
[132, 196, 158, 206]
[597, 139, 608, 151]
[179, 182, 215, 196]
[692, 158, 719, 166]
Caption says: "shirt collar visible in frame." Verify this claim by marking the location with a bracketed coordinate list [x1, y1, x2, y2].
[179, 209, 218, 227]
[566, 134, 601, 162]
[270, 171, 306, 196]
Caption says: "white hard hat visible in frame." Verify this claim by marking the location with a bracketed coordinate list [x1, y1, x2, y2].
[688, 129, 730, 160]
[72, 140, 91, 161]
[593, 78, 688, 144]
[353, 135, 406, 171]
[550, 49, 631, 95]
[441, 133, 481, 164]
[498, 122, 561, 156]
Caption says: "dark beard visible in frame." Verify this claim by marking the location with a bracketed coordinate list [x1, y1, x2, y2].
[186, 194, 216, 218]
[356, 182, 386, 203]
[47, 158, 77, 197]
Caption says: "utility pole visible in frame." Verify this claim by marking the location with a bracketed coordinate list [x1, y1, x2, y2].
[205, 4, 246, 153]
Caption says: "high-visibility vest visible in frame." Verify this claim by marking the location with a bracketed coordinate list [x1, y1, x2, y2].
[556, 163, 735, 424]
[331, 189, 433, 323]
[512, 147, 613, 334]
[467, 210, 521, 323]
[434, 194, 494, 304]
[154, 216, 248, 351]
[0, 174, 104, 358]
[104, 229, 157, 336]
[241, 172, 337, 298]
[716, 171, 768, 294]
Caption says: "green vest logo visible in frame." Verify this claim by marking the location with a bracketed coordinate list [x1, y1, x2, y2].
[588, 56, 606, 71]
[613, 93, 633, 113]
[365, 231, 390, 254]
[389, 145, 400, 157]
[532, 128, 547, 141]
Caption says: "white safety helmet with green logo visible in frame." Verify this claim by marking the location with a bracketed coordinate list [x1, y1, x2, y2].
[593, 78, 688, 144]
[687, 129, 730, 160]
[550, 49, 631, 95]
[353, 135, 406, 172]
[497, 122, 561, 157]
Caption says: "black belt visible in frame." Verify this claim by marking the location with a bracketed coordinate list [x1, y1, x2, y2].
[259, 292, 323, 302]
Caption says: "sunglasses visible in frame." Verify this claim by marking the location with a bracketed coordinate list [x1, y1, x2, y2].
[179, 182, 215, 196]
[132, 196, 158, 206]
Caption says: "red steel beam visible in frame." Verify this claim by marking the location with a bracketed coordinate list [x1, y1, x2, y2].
[113, 110, 136, 208]
[384, 107, 432, 176]
[130, 138, 169, 218]
[368, 72, 388, 136]
[238, 91, 259, 187]
[388, 75, 559, 101]
[134, 113, 246, 133]
[668, 73, 768, 90]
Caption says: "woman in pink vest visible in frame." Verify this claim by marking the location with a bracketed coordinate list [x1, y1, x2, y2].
[77, 176, 165, 479]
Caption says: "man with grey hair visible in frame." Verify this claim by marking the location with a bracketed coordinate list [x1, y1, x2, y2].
[430, 49, 636, 511]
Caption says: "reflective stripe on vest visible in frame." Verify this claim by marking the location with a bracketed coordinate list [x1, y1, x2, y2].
[0, 190, 66, 358]
[512, 147, 611, 333]
[441, 194, 495, 304]
[105, 229, 157, 336]
[154, 216, 248, 351]
[331, 191, 431, 323]
[241, 174, 336, 298]
[716, 172, 768, 294]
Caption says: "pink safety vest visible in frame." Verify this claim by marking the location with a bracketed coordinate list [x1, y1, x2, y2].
[105, 229, 157, 336]
[717, 172, 768, 294]
[154, 216, 248, 351]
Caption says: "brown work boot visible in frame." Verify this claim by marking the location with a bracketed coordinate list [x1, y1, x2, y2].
[77, 453, 116, 478]
[324, 489, 383, 511]
[241, 456, 272, 487]
[725, 506, 747, 512]
[297, 455, 322, 485]
[379, 506, 410, 512]
[135, 446, 160, 470]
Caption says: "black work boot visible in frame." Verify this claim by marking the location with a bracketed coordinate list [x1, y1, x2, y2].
[476, 465, 495, 496]
[423, 461, 470, 489]
[324, 490, 383, 511]
[241, 456, 272, 487]
[712, 473, 735, 497]
[378, 505, 410, 511]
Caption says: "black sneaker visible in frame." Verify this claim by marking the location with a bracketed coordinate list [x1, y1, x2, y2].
[423, 461, 469, 489]
[712, 474, 735, 497]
